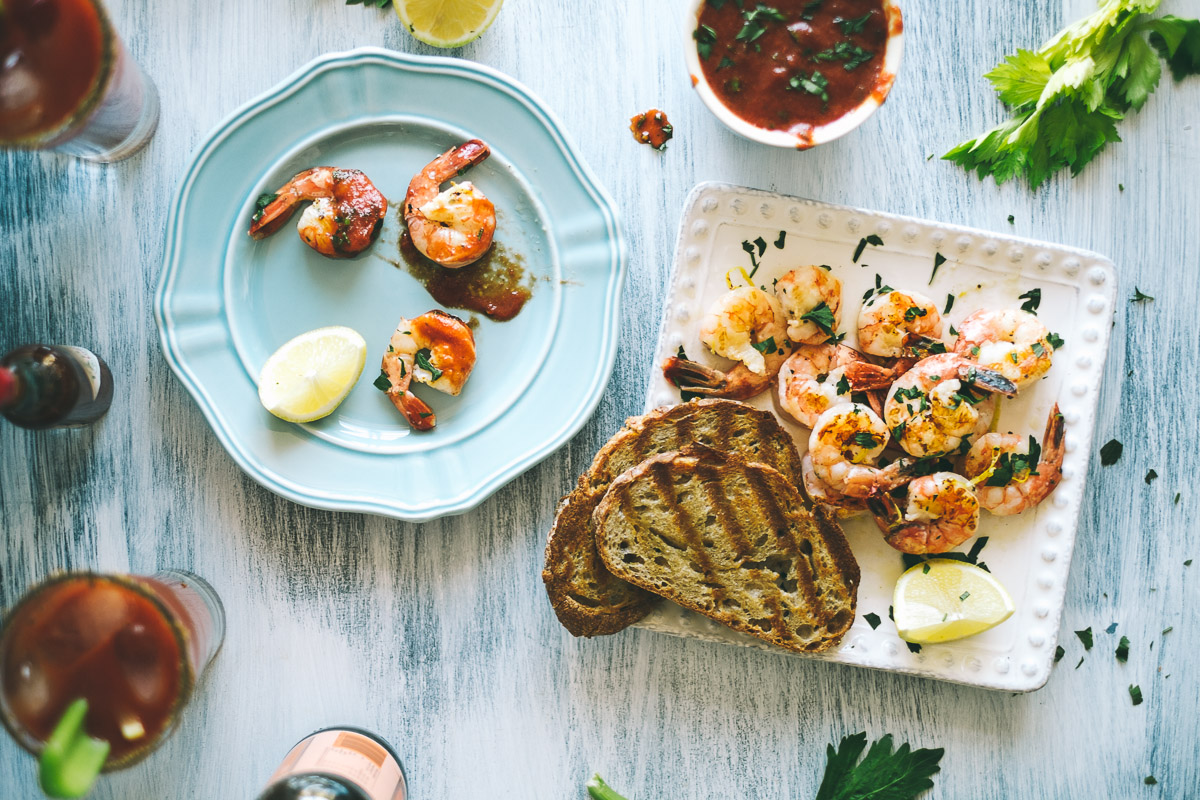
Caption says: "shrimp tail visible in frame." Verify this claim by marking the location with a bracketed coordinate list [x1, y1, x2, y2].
[841, 361, 901, 391]
[662, 356, 728, 394]
[388, 389, 436, 431]
[960, 364, 1018, 397]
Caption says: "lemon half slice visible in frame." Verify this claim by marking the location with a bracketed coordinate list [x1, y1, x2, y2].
[893, 559, 1015, 644]
[258, 326, 367, 423]
[394, 0, 504, 48]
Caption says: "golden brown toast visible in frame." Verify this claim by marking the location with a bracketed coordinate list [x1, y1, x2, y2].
[592, 447, 859, 653]
[542, 399, 803, 638]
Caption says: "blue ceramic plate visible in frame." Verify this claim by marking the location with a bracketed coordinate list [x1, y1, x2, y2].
[155, 49, 625, 521]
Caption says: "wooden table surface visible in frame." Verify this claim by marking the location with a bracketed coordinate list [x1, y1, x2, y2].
[2, 1, 1198, 797]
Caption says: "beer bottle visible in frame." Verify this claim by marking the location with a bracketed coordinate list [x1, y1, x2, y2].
[257, 727, 407, 800]
[0, 344, 113, 429]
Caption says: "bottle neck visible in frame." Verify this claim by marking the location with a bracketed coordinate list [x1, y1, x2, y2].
[0, 366, 16, 407]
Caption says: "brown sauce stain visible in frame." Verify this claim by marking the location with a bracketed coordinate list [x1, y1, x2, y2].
[630, 109, 674, 151]
[395, 232, 532, 322]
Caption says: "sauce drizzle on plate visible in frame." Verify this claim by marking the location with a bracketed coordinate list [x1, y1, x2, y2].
[396, 232, 533, 322]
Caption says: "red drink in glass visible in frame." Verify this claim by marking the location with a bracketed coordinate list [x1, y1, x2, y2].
[0, 0, 158, 161]
[0, 571, 224, 769]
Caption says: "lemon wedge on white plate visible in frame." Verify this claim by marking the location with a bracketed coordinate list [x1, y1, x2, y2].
[892, 559, 1015, 644]
[394, 0, 504, 48]
[257, 326, 367, 423]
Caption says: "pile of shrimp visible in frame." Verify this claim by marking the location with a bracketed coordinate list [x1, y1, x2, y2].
[662, 262, 1067, 555]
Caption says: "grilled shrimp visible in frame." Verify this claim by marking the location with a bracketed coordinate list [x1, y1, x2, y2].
[961, 404, 1065, 515]
[953, 308, 1054, 390]
[808, 403, 913, 500]
[661, 286, 793, 401]
[801, 452, 868, 518]
[381, 310, 477, 431]
[858, 289, 943, 358]
[248, 167, 387, 258]
[777, 343, 902, 428]
[404, 140, 496, 268]
[868, 472, 981, 554]
[883, 353, 1017, 458]
[774, 265, 843, 344]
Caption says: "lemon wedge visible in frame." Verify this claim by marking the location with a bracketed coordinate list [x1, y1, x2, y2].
[394, 0, 504, 48]
[258, 326, 366, 423]
[893, 559, 1015, 644]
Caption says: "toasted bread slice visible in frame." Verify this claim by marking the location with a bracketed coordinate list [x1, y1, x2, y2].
[593, 448, 859, 653]
[543, 399, 803, 638]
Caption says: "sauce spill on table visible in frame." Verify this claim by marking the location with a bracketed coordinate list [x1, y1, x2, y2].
[630, 109, 674, 151]
[396, 232, 532, 322]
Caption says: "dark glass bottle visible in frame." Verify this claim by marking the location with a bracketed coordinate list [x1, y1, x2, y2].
[257, 728, 407, 800]
[0, 344, 113, 429]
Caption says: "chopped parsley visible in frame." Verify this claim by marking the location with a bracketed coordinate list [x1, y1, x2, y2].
[1054, 645, 1065, 663]
[251, 192, 278, 222]
[863, 612, 881, 629]
[1075, 656, 1085, 669]
[1007, 214, 1015, 224]
[788, 70, 830, 103]
[862, 274, 894, 302]
[1131, 286, 1155, 302]
[1115, 636, 1130, 663]
[906, 641, 922, 654]
[851, 431, 880, 449]
[812, 40, 874, 70]
[1106, 622, 1118, 634]
[415, 348, 443, 382]
[800, 0, 822, 21]
[852, 234, 884, 263]
[929, 253, 947, 285]
[751, 336, 778, 354]
[372, 371, 391, 391]
[1099, 439, 1123, 466]
[735, 4, 786, 45]
[1075, 627, 1094, 650]
[693, 24, 718, 59]
[903, 305, 927, 322]
[959, 591, 970, 602]
[718, 56, 736, 70]
[1018, 287, 1042, 314]
[836, 11, 873, 35]
[742, 236, 768, 274]
[813, 732, 943, 800]
[1144, 776, 1157, 786]
[1031, 341, 1046, 358]
[836, 374, 851, 395]
[1047, 332, 1065, 349]
[1129, 684, 1143, 706]
[773, 229, 786, 249]
[1145, 469, 1158, 484]
[800, 302, 837, 336]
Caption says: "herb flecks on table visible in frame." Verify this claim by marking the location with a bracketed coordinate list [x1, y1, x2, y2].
[814, 732, 944, 800]
[944, 0, 1200, 189]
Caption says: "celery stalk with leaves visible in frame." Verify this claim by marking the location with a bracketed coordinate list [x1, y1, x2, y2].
[944, 0, 1200, 188]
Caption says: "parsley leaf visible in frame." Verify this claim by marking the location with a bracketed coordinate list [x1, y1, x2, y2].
[863, 612, 881, 629]
[751, 336, 777, 354]
[836, 374, 851, 395]
[929, 253, 947, 285]
[788, 70, 830, 103]
[851, 431, 879, 449]
[693, 24, 718, 60]
[1148, 15, 1200, 81]
[801, 302, 838, 336]
[1129, 684, 1143, 706]
[852, 234, 884, 263]
[1132, 286, 1154, 302]
[1115, 635, 1130, 662]
[814, 732, 944, 800]
[836, 12, 873, 36]
[1145, 469, 1158, 484]
[1054, 645, 1065, 663]
[1019, 287, 1042, 314]
[372, 370, 391, 391]
[944, 294, 955, 315]
[415, 348, 443, 382]
[1100, 439, 1123, 466]
[1047, 332, 1065, 349]
[774, 230, 786, 249]
[1076, 627, 1094, 650]
[736, 4, 786, 45]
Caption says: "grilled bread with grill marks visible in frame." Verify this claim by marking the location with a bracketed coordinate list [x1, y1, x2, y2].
[593, 447, 859, 653]
[543, 399, 803, 638]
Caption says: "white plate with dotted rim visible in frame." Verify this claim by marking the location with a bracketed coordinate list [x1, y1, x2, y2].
[636, 182, 1117, 691]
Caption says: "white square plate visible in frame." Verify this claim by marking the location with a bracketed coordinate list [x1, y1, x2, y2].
[637, 182, 1117, 691]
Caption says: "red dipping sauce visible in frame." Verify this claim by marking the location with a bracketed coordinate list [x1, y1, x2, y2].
[694, 0, 893, 139]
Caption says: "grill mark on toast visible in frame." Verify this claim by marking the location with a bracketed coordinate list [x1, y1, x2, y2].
[654, 458, 722, 606]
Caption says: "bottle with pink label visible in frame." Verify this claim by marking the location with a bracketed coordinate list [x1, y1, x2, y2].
[257, 727, 407, 800]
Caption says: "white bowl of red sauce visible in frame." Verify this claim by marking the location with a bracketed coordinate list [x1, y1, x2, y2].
[685, 0, 903, 149]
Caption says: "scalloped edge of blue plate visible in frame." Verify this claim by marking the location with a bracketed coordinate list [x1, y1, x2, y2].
[154, 48, 626, 522]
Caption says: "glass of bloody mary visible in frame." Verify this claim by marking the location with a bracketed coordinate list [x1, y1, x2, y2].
[0, 0, 159, 161]
[0, 571, 224, 782]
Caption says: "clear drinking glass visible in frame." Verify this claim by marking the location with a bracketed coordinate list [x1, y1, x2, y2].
[0, 571, 225, 770]
[0, 0, 159, 161]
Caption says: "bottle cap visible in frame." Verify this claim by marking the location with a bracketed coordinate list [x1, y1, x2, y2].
[0, 367, 15, 406]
